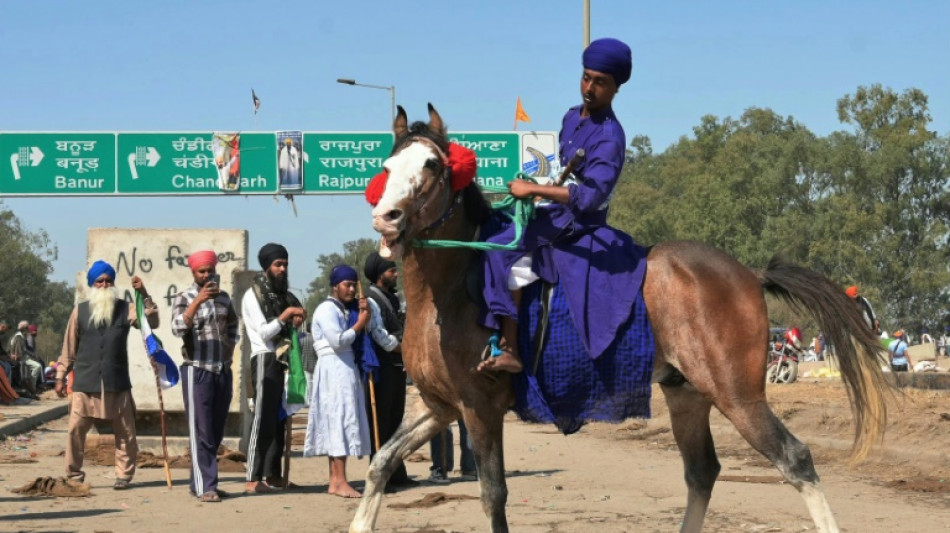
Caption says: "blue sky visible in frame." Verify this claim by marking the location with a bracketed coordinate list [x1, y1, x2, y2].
[1, 1, 947, 297]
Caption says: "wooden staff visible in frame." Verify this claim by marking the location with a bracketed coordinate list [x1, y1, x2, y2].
[359, 280, 382, 451]
[149, 361, 173, 490]
[136, 290, 172, 490]
[283, 413, 293, 488]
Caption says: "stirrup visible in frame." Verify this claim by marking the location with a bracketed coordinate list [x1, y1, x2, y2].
[480, 332, 504, 362]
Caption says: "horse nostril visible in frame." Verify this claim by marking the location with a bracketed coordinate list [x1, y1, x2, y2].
[386, 209, 403, 222]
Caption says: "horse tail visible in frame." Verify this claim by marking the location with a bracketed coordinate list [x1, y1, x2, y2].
[757, 255, 892, 461]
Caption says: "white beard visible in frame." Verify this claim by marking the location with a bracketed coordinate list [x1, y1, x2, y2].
[88, 287, 118, 327]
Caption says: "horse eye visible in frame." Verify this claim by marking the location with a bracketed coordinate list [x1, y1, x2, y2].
[423, 158, 441, 171]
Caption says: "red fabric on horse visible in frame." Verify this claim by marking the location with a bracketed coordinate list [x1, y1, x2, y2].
[365, 171, 387, 207]
[446, 143, 476, 191]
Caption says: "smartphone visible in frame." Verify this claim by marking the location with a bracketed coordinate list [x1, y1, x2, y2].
[209, 273, 221, 287]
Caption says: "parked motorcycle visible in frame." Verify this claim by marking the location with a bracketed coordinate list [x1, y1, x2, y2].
[766, 327, 803, 384]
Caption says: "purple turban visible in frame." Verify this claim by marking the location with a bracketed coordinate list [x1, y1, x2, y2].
[329, 264, 358, 286]
[582, 38, 632, 86]
[86, 260, 116, 287]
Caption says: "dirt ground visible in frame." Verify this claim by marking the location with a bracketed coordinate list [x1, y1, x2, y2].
[2, 376, 950, 532]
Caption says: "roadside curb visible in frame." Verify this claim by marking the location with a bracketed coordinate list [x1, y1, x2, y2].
[0, 402, 69, 438]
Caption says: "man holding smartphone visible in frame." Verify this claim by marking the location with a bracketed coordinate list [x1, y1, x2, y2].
[171, 250, 239, 503]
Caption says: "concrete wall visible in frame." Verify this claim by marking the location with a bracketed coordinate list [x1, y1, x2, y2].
[81, 228, 248, 414]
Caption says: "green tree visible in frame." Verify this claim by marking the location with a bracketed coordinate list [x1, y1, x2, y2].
[611, 107, 823, 267]
[609, 86, 949, 334]
[0, 205, 75, 362]
[811, 85, 950, 332]
[304, 238, 380, 317]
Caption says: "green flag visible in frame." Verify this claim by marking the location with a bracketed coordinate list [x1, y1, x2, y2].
[286, 330, 307, 405]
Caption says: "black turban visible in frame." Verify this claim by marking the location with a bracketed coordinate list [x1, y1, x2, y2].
[363, 251, 396, 284]
[258, 242, 288, 269]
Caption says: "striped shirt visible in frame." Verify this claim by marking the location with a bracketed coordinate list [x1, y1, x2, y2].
[171, 283, 239, 373]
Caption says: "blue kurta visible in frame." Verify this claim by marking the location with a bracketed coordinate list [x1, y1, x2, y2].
[480, 104, 648, 359]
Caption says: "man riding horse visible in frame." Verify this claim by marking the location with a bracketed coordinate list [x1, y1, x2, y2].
[478, 37, 644, 373]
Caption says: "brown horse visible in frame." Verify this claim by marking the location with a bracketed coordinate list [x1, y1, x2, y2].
[350, 104, 891, 533]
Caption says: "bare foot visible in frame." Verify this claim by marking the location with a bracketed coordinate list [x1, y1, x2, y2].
[244, 481, 275, 494]
[476, 350, 524, 373]
[329, 484, 362, 498]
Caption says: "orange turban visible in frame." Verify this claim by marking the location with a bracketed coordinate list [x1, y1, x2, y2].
[845, 285, 858, 298]
[187, 250, 218, 271]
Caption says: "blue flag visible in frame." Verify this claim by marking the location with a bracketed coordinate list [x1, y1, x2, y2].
[135, 293, 179, 388]
[347, 307, 379, 383]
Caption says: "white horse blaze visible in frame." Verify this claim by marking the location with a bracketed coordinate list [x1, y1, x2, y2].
[372, 143, 439, 260]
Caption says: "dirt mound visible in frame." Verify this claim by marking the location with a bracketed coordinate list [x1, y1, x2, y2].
[12, 476, 91, 497]
[388, 491, 479, 509]
[85, 437, 247, 473]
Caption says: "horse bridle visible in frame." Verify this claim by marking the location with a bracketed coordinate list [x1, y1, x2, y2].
[404, 136, 460, 235]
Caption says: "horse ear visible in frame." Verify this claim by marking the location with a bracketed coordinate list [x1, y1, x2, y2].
[427, 103, 445, 136]
[394, 105, 408, 138]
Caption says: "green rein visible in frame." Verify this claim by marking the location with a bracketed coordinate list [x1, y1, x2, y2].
[412, 173, 536, 251]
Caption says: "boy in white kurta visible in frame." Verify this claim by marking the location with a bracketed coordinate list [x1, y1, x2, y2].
[304, 265, 397, 498]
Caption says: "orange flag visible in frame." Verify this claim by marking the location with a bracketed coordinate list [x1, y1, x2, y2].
[514, 97, 531, 129]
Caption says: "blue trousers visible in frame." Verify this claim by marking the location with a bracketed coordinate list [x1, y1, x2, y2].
[182, 365, 232, 495]
[430, 419, 475, 474]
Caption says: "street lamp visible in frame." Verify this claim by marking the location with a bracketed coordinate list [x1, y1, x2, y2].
[336, 78, 396, 123]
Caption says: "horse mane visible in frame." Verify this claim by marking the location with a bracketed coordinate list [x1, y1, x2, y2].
[462, 182, 492, 226]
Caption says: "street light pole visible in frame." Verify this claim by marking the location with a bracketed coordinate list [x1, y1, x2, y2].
[583, 0, 590, 48]
[336, 78, 396, 123]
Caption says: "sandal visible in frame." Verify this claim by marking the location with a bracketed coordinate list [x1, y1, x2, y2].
[113, 479, 131, 490]
[198, 491, 221, 503]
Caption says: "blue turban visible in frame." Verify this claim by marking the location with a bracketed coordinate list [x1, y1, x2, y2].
[86, 260, 116, 287]
[329, 264, 359, 287]
[582, 38, 632, 86]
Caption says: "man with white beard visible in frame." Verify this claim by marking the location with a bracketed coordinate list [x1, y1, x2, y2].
[55, 260, 159, 490]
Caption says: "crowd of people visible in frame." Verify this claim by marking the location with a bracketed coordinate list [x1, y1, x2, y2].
[41, 244, 478, 502]
[0, 319, 48, 403]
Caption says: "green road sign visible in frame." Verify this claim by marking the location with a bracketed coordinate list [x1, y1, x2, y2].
[449, 132, 521, 188]
[117, 133, 277, 194]
[0, 131, 557, 196]
[0, 133, 116, 195]
[303, 133, 393, 193]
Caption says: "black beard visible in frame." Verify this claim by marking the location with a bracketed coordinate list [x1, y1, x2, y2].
[267, 271, 289, 294]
